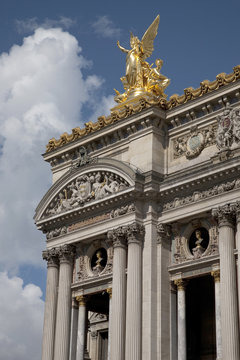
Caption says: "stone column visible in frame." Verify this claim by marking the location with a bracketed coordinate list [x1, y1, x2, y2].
[42, 248, 59, 360]
[69, 298, 79, 360]
[106, 288, 112, 360]
[125, 222, 145, 360]
[107, 227, 127, 360]
[235, 201, 240, 324]
[174, 279, 187, 360]
[157, 223, 171, 360]
[211, 270, 222, 360]
[212, 205, 240, 360]
[170, 283, 177, 360]
[76, 295, 87, 360]
[54, 245, 75, 360]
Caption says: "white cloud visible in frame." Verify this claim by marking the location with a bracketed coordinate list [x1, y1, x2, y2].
[0, 272, 44, 360]
[92, 15, 121, 38]
[16, 16, 75, 34]
[0, 27, 111, 272]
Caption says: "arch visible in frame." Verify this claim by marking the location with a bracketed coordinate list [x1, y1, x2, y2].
[34, 158, 143, 223]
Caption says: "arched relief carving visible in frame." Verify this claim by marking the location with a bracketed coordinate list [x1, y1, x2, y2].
[173, 219, 218, 264]
[74, 239, 113, 283]
[34, 158, 142, 224]
[43, 171, 129, 219]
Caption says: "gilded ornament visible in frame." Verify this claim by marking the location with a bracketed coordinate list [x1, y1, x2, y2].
[115, 15, 170, 104]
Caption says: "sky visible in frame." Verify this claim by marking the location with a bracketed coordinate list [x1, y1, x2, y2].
[0, 0, 240, 359]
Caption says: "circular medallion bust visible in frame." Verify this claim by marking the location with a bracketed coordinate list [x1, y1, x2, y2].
[91, 247, 107, 274]
[189, 227, 209, 259]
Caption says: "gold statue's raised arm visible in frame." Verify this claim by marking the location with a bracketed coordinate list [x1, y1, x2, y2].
[117, 40, 129, 54]
[115, 15, 170, 104]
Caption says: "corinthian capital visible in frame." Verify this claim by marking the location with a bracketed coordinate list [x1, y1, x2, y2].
[157, 223, 171, 247]
[42, 248, 59, 267]
[126, 222, 145, 245]
[57, 244, 76, 263]
[235, 201, 240, 222]
[212, 203, 236, 228]
[107, 226, 127, 248]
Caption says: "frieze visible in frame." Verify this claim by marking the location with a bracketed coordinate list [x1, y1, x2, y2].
[173, 125, 216, 159]
[163, 178, 240, 212]
[44, 171, 129, 219]
[110, 203, 135, 218]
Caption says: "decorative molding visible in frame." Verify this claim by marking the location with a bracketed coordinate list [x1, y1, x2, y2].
[76, 295, 87, 306]
[110, 203, 135, 218]
[71, 146, 97, 169]
[163, 178, 240, 212]
[107, 227, 127, 248]
[42, 248, 59, 266]
[43, 171, 129, 219]
[212, 203, 236, 227]
[45, 65, 240, 153]
[58, 244, 76, 263]
[173, 125, 216, 159]
[174, 279, 187, 291]
[126, 222, 145, 245]
[106, 288, 112, 298]
[211, 269, 220, 283]
[156, 223, 171, 247]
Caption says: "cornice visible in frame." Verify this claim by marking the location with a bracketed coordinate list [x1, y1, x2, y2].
[45, 65, 240, 153]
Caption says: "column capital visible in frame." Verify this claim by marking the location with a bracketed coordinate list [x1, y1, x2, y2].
[174, 279, 187, 291]
[42, 248, 59, 267]
[126, 222, 145, 245]
[211, 269, 220, 282]
[57, 244, 76, 264]
[76, 295, 88, 306]
[212, 203, 236, 228]
[106, 287, 112, 298]
[235, 201, 240, 222]
[107, 226, 127, 248]
[157, 223, 171, 247]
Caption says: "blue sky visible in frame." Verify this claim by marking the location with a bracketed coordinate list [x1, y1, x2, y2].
[0, 1, 240, 359]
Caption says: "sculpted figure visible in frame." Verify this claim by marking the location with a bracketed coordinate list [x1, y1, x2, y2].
[148, 59, 170, 97]
[216, 108, 233, 149]
[192, 230, 206, 259]
[92, 250, 104, 274]
[115, 15, 169, 102]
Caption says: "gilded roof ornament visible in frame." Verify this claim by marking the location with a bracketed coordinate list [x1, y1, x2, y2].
[114, 15, 170, 104]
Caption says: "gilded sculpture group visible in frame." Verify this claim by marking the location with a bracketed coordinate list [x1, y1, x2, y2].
[115, 15, 170, 103]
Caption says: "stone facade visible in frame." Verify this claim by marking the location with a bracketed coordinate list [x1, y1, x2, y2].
[35, 68, 240, 360]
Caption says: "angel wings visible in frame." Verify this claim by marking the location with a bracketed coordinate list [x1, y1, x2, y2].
[117, 15, 160, 90]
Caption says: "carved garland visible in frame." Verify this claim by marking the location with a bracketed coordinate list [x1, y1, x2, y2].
[173, 125, 216, 159]
[163, 177, 240, 211]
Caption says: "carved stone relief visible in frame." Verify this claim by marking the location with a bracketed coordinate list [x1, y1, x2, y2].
[71, 146, 97, 170]
[163, 177, 240, 212]
[173, 223, 218, 264]
[216, 106, 240, 150]
[173, 125, 216, 159]
[44, 171, 129, 218]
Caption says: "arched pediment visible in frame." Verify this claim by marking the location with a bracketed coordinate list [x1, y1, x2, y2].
[35, 158, 143, 224]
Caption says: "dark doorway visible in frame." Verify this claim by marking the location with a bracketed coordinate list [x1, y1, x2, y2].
[186, 276, 216, 360]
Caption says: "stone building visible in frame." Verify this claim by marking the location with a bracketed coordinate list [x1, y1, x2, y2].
[35, 42, 240, 359]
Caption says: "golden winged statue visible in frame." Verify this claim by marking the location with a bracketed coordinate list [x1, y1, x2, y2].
[115, 15, 170, 104]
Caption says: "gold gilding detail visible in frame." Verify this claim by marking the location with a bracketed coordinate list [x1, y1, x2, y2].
[174, 279, 187, 291]
[106, 287, 112, 298]
[45, 65, 240, 153]
[211, 270, 220, 283]
[76, 295, 87, 306]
